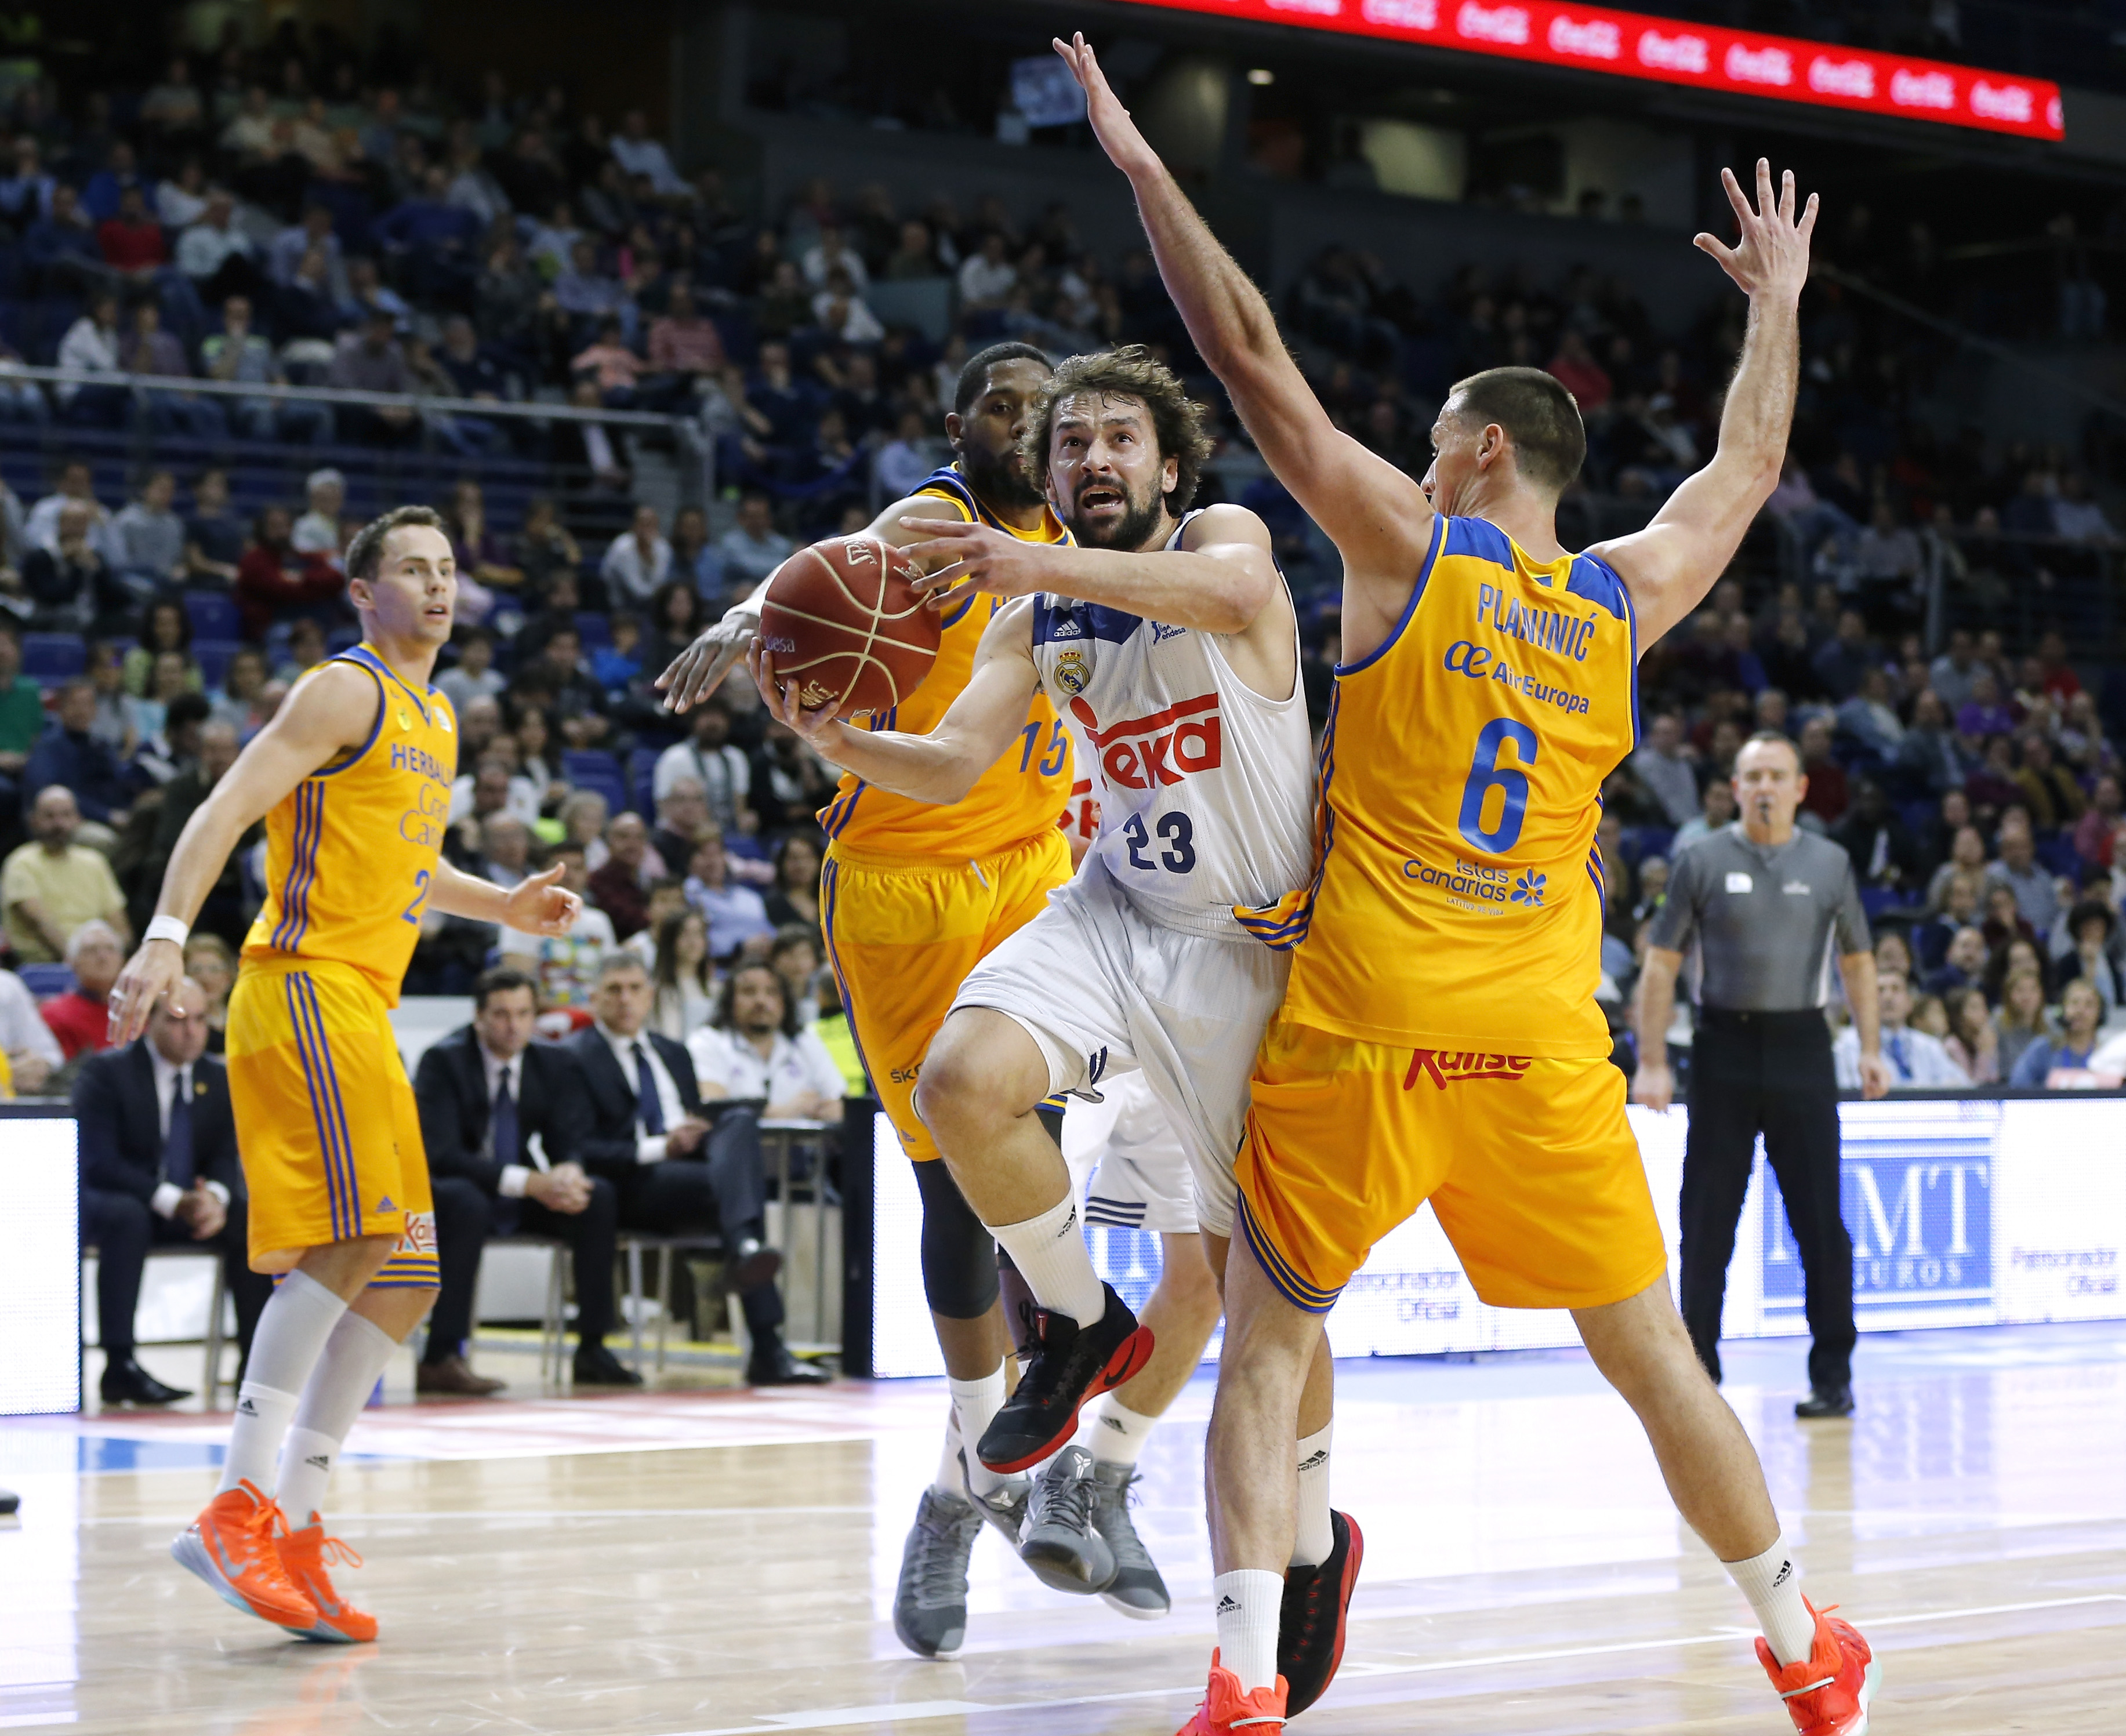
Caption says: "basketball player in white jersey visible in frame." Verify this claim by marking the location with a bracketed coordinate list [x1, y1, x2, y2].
[753, 347, 1352, 1706]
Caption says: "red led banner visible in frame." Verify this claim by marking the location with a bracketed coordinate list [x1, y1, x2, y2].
[1113, 0, 2065, 141]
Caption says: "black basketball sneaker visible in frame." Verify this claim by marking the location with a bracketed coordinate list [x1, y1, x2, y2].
[974, 1283, 1154, 1474]
[1279, 1509, 1364, 1716]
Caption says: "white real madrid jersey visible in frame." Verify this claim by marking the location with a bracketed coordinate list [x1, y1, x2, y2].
[1028, 514, 1315, 938]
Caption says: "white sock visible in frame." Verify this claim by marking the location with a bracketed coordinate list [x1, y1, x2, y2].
[1213, 1568, 1285, 1695]
[1087, 1393, 1157, 1468]
[1725, 1532, 1817, 1668]
[933, 1414, 967, 1499]
[984, 1196, 1104, 1328]
[1290, 1423, 1334, 1568]
[273, 1312, 398, 1524]
[216, 1271, 347, 1496]
[948, 1363, 1011, 1497]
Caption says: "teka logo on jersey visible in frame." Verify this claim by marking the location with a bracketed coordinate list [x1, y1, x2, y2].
[1066, 693, 1222, 791]
[1403, 1049, 1533, 1090]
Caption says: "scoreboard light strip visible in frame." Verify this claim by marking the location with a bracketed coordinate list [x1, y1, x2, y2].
[1109, 0, 2065, 142]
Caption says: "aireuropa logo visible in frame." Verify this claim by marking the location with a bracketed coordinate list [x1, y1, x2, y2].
[1764, 1104, 1997, 1320]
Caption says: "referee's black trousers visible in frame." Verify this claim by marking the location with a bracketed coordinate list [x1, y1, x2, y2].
[1678, 1008, 1856, 1391]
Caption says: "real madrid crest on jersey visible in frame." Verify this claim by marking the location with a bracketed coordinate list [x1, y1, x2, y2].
[1053, 647, 1091, 695]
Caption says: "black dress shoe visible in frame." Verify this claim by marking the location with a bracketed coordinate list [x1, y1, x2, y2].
[572, 1342, 645, 1387]
[0, 1488, 17, 1515]
[1795, 1384, 1855, 1419]
[100, 1354, 191, 1407]
[747, 1341, 830, 1386]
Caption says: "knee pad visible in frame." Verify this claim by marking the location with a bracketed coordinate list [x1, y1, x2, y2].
[911, 1158, 1001, 1320]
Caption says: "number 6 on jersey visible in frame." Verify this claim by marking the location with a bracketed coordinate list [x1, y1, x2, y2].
[1457, 718, 1538, 856]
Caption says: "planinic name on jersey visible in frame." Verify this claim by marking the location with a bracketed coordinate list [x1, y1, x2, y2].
[1067, 692, 1222, 791]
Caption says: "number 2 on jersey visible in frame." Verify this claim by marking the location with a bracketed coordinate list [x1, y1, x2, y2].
[1457, 719, 1538, 855]
[1122, 810, 1196, 873]
[401, 867, 431, 925]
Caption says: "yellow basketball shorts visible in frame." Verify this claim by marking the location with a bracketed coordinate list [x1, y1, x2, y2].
[1235, 1014, 1667, 1313]
[226, 956, 436, 1281]
[821, 828, 1072, 1164]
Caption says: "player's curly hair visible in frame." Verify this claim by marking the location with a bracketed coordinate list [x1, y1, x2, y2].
[1026, 345, 1216, 517]
[344, 504, 449, 586]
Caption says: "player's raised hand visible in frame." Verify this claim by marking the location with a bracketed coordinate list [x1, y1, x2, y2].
[107, 933, 184, 1047]
[656, 606, 758, 714]
[1694, 159, 1817, 306]
[502, 863, 581, 937]
[1054, 32, 1160, 180]
[901, 515, 1056, 610]
[747, 637, 846, 750]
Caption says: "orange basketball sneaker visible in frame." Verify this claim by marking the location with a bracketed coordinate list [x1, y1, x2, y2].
[277, 1515, 378, 1643]
[1757, 1599, 1879, 1735]
[1174, 1650, 1288, 1734]
[170, 1481, 318, 1631]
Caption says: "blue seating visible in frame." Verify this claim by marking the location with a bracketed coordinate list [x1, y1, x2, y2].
[182, 590, 242, 641]
[627, 748, 659, 819]
[193, 640, 241, 688]
[562, 750, 627, 815]
[17, 963, 72, 1000]
[21, 633, 83, 680]
[574, 611, 613, 649]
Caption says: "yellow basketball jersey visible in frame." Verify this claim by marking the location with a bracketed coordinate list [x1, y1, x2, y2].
[243, 644, 458, 1006]
[1257, 514, 1636, 1057]
[818, 466, 1074, 860]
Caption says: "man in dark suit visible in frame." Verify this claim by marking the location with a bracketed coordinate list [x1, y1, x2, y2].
[565, 950, 825, 1385]
[75, 975, 271, 1405]
[413, 967, 632, 1390]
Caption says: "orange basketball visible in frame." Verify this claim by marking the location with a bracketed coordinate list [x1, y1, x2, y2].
[757, 533, 942, 718]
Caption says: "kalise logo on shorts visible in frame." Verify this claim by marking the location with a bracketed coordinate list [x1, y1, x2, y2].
[1067, 693, 1223, 791]
[1403, 1049, 1533, 1089]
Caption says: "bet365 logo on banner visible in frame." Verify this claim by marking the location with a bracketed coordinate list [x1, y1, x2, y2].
[1764, 1108, 1994, 1317]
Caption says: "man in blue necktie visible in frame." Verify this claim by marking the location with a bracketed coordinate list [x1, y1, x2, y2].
[75, 976, 271, 1405]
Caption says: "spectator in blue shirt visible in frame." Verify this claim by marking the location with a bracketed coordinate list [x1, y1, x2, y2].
[374, 165, 482, 302]
[26, 182, 113, 299]
[553, 238, 629, 340]
[82, 139, 155, 224]
[683, 830, 772, 962]
[23, 678, 135, 825]
[2009, 978, 2106, 1086]
[0, 135, 54, 227]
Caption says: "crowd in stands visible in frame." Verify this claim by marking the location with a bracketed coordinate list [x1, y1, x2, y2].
[3, 20, 2126, 1124]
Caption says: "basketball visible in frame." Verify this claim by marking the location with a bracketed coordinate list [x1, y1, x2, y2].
[757, 533, 941, 718]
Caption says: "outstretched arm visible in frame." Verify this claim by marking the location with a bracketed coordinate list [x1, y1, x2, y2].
[106, 663, 380, 1043]
[1593, 161, 1817, 649]
[656, 494, 968, 714]
[1054, 35, 1431, 638]
[748, 597, 1042, 806]
[906, 503, 1279, 634]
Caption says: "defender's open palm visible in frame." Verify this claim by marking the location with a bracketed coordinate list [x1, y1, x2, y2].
[1695, 159, 1816, 304]
[1054, 34, 1158, 179]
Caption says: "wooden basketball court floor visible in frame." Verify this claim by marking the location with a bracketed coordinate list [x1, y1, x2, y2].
[3, 1320, 2123, 1735]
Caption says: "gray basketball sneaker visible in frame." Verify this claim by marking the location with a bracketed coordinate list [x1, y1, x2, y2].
[1017, 1445, 1118, 1595]
[1089, 1461, 1170, 1618]
[956, 1447, 1032, 1548]
[891, 1486, 984, 1659]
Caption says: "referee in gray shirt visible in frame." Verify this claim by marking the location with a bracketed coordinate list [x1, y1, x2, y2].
[1633, 731, 1888, 1420]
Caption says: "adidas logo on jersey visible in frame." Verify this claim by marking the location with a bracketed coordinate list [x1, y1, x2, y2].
[1403, 1049, 1534, 1091]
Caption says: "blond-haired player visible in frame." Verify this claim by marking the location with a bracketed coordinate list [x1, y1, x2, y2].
[1061, 32, 1877, 1736]
[108, 506, 579, 1641]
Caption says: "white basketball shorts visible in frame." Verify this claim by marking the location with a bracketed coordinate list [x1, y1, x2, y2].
[1062, 1072, 1198, 1237]
[951, 863, 1289, 1240]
